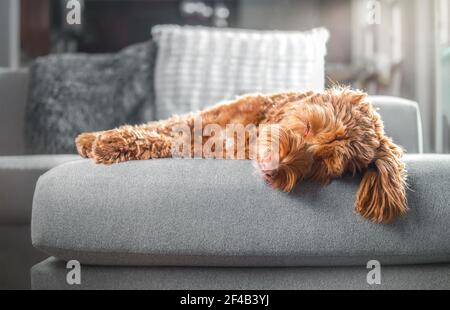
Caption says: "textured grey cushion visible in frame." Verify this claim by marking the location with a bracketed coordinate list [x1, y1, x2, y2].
[25, 41, 155, 154]
[371, 96, 423, 153]
[31, 257, 450, 290]
[0, 68, 29, 155]
[0, 155, 80, 224]
[32, 155, 450, 267]
[152, 25, 329, 119]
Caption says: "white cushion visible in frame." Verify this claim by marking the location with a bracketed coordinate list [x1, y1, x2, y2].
[152, 25, 329, 119]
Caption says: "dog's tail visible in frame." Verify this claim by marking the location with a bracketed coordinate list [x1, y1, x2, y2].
[355, 138, 408, 224]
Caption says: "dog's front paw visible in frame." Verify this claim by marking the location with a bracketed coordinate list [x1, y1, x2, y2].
[75, 132, 98, 158]
[92, 129, 137, 164]
[256, 155, 298, 192]
[256, 155, 280, 186]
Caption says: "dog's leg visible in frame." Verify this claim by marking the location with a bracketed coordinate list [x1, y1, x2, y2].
[90, 126, 173, 164]
[82, 94, 270, 164]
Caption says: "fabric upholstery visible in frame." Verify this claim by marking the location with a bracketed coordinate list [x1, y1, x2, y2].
[0, 155, 80, 224]
[31, 257, 450, 290]
[24, 41, 156, 154]
[152, 25, 329, 119]
[371, 96, 423, 153]
[32, 155, 450, 267]
[0, 68, 29, 155]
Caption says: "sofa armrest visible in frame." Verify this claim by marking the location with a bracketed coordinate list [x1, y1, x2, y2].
[0, 155, 80, 225]
[0, 68, 29, 155]
[370, 96, 423, 154]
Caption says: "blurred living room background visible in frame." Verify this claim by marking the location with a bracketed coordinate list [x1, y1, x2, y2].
[0, 0, 449, 153]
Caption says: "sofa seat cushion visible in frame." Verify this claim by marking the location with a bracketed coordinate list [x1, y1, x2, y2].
[0, 155, 81, 224]
[31, 155, 450, 267]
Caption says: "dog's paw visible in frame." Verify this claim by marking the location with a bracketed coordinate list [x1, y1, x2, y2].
[256, 155, 280, 186]
[255, 125, 313, 192]
[256, 155, 297, 192]
[92, 129, 137, 164]
[75, 132, 97, 158]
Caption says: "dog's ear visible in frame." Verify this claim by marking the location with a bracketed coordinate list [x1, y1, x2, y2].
[355, 138, 408, 223]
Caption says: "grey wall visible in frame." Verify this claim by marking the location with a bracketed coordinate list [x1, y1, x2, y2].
[0, 0, 20, 68]
[237, 0, 352, 64]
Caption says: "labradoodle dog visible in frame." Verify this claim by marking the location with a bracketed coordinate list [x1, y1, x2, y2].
[76, 88, 408, 224]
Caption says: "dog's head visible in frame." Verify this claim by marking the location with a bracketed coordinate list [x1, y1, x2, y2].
[258, 89, 408, 223]
[259, 91, 352, 187]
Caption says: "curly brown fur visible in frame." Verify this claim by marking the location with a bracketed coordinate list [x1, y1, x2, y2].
[76, 88, 408, 223]
[75, 132, 98, 158]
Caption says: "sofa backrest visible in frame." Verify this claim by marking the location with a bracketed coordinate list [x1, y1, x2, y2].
[0, 68, 29, 155]
[0, 69, 423, 155]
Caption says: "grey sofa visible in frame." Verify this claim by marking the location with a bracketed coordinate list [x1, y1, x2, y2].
[0, 68, 79, 289]
[28, 93, 450, 288]
[1, 66, 449, 290]
[30, 153, 450, 290]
